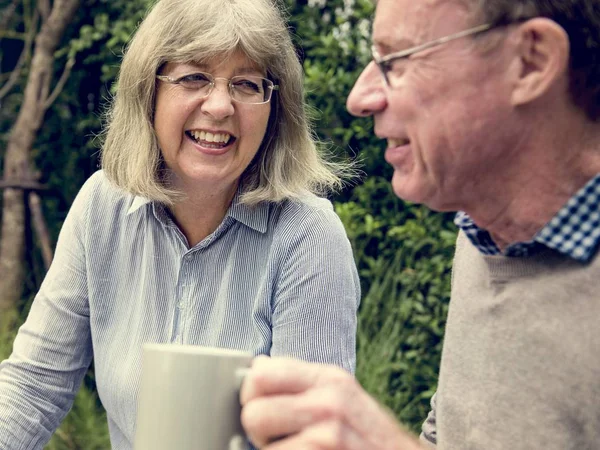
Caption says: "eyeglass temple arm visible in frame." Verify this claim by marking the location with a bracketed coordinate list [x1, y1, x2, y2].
[378, 23, 493, 64]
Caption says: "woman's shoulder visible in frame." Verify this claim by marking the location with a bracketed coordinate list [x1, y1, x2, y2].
[276, 193, 334, 219]
[266, 195, 355, 266]
[75, 170, 139, 215]
[79, 170, 125, 195]
[270, 193, 346, 236]
[289, 192, 334, 210]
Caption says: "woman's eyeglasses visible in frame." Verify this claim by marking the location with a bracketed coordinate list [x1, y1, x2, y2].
[156, 72, 278, 104]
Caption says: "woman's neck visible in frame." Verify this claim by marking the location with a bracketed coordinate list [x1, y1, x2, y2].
[168, 183, 238, 247]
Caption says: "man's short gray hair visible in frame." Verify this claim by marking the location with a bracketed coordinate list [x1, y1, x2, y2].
[467, 0, 600, 120]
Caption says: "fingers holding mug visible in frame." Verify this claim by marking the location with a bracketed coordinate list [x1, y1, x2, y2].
[240, 357, 424, 450]
[240, 357, 362, 448]
[240, 355, 350, 402]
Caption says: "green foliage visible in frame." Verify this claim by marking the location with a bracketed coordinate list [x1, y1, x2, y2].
[284, 0, 385, 177]
[1, 0, 458, 443]
[286, 0, 458, 432]
[0, 1, 149, 446]
[0, 310, 20, 362]
[334, 178, 457, 432]
[0, 309, 109, 449]
[46, 382, 110, 450]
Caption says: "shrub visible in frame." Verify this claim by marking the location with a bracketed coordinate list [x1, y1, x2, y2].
[0, 0, 458, 442]
[286, 0, 458, 430]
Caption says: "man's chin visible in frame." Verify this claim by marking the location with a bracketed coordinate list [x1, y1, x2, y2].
[391, 175, 424, 205]
[391, 176, 449, 212]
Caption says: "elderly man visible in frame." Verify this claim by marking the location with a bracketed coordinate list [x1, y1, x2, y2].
[240, 0, 600, 448]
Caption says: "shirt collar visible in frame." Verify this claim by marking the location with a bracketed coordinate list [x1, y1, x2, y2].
[126, 196, 152, 215]
[125, 189, 270, 234]
[226, 189, 270, 234]
[455, 174, 600, 262]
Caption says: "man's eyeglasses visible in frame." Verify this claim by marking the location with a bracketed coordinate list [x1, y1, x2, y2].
[156, 72, 279, 104]
[372, 23, 497, 87]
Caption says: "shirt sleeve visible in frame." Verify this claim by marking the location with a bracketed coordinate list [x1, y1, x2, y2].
[270, 205, 361, 373]
[0, 177, 95, 449]
[420, 392, 438, 448]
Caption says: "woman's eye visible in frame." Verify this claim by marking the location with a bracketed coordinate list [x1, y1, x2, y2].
[178, 73, 211, 88]
[233, 79, 262, 93]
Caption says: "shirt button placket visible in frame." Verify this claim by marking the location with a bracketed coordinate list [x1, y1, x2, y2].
[178, 252, 193, 344]
[172, 252, 191, 344]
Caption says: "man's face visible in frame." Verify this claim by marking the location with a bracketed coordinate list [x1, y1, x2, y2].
[347, 0, 523, 212]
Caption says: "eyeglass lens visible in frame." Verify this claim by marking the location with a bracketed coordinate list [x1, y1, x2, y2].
[174, 72, 273, 103]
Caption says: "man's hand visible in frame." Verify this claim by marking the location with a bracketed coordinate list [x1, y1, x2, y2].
[240, 356, 423, 449]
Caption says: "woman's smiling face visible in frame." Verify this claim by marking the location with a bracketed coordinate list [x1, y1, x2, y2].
[154, 50, 271, 195]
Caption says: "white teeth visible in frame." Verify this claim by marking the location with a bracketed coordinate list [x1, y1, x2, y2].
[191, 130, 231, 143]
[388, 138, 409, 147]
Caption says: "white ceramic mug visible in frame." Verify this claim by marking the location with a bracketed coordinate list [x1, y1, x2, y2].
[134, 344, 253, 450]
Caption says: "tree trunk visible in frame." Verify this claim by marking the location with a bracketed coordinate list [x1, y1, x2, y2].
[29, 191, 54, 271]
[0, 0, 80, 312]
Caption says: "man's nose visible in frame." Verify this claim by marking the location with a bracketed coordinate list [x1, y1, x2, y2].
[346, 61, 387, 117]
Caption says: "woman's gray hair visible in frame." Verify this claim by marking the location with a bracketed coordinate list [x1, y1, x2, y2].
[101, 0, 351, 205]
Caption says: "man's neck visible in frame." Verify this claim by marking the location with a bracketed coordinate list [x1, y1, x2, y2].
[463, 124, 600, 250]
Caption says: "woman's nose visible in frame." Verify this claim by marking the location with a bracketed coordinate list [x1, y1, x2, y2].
[200, 80, 235, 119]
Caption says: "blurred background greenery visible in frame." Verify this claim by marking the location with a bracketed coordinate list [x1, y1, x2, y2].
[0, 0, 456, 447]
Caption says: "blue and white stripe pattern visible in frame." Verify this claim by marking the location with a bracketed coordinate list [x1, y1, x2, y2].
[0, 170, 360, 450]
[455, 174, 600, 262]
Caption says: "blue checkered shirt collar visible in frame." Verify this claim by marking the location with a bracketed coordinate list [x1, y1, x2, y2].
[455, 174, 600, 262]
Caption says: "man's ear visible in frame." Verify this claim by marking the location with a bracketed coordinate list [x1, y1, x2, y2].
[510, 18, 570, 106]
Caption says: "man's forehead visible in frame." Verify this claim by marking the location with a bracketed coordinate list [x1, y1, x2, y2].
[372, 0, 473, 48]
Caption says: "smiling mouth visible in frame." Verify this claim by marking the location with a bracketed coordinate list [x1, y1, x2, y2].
[388, 138, 410, 148]
[187, 130, 236, 149]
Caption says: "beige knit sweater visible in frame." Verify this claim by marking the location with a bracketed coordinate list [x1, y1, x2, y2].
[421, 231, 600, 449]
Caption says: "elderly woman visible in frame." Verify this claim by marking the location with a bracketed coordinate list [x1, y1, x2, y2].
[0, 0, 360, 448]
